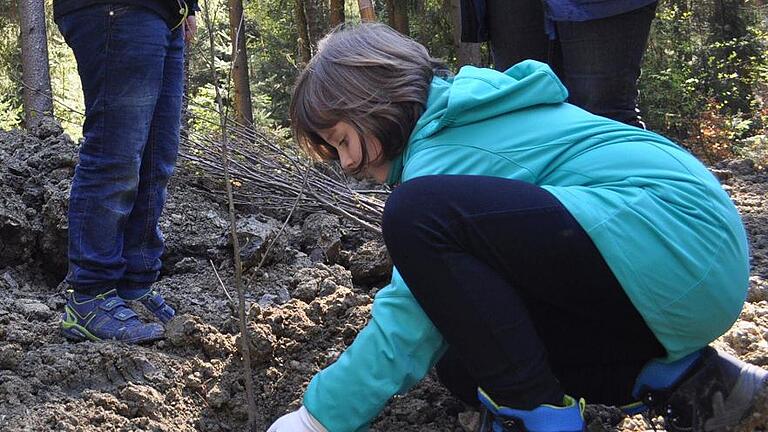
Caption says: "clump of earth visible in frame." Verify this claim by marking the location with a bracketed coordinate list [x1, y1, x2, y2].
[1, 119, 766, 431]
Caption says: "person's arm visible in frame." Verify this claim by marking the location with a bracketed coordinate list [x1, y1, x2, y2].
[184, 0, 199, 42]
[302, 268, 448, 432]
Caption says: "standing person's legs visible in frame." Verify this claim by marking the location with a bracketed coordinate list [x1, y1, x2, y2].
[555, 2, 658, 127]
[485, 0, 554, 71]
[58, 4, 174, 342]
[117, 25, 184, 324]
[382, 175, 665, 410]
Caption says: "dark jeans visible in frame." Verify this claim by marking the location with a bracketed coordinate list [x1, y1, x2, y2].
[486, 0, 657, 128]
[382, 175, 665, 409]
[57, 5, 184, 296]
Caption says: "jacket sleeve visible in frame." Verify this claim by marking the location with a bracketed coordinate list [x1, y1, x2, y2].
[186, 0, 200, 14]
[303, 268, 448, 432]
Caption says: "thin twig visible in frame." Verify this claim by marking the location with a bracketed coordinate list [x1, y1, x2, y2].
[209, 259, 235, 306]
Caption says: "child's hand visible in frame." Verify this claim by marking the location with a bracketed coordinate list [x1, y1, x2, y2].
[267, 406, 327, 432]
[184, 16, 197, 43]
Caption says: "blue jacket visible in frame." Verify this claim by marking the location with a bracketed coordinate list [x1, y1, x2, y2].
[304, 61, 749, 432]
[460, 0, 657, 41]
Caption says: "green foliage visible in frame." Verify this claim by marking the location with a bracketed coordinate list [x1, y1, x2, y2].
[46, 0, 85, 139]
[244, 0, 301, 126]
[400, 0, 457, 68]
[2, 0, 765, 166]
[639, 0, 768, 161]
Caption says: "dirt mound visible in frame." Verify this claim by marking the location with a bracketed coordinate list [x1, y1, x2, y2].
[1, 123, 767, 431]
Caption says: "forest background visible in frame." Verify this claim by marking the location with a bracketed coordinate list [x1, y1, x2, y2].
[1, 0, 768, 167]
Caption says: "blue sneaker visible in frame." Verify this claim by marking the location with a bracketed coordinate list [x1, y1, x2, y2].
[633, 347, 768, 432]
[61, 290, 164, 343]
[118, 286, 176, 324]
[477, 388, 586, 432]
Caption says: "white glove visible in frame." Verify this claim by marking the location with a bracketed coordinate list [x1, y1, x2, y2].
[267, 406, 328, 432]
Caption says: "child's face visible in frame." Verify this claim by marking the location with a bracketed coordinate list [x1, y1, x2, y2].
[318, 121, 391, 183]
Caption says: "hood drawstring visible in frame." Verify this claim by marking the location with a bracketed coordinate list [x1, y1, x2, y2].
[171, 0, 189, 31]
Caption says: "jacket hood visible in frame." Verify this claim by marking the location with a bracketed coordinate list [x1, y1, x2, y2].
[410, 60, 569, 142]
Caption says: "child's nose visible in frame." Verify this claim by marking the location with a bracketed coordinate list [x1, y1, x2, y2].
[340, 155, 356, 171]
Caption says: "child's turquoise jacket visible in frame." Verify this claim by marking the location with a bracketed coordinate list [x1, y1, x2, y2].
[303, 60, 750, 432]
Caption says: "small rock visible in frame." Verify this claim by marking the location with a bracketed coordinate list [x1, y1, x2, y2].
[301, 213, 342, 264]
[173, 257, 200, 273]
[457, 410, 480, 432]
[722, 320, 768, 356]
[235, 215, 291, 268]
[27, 116, 64, 140]
[258, 293, 279, 307]
[727, 159, 755, 176]
[119, 383, 165, 420]
[206, 383, 230, 408]
[748, 277, 768, 303]
[1, 272, 19, 290]
[15, 299, 52, 320]
[0, 343, 23, 370]
[348, 240, 392, 285]
[247, 322, 276, 364]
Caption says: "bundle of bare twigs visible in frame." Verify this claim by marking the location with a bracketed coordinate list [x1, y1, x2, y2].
[178, 110, 387, 234]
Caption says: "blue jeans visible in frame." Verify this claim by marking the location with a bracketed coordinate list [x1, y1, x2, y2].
[382, 176, 665, 409]
[486, 0, 657, 127]
[57, 4, 184, 296]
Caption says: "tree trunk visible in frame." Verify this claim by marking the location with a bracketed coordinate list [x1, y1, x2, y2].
[358, 0, 376, 22]
[227, 0, 254, 127]
[448, 0, 481, 67]
[294, 0, 312, 64]
[391, 0, 409, 35]
[18, 0, 53, 123]
[304, 0, 328, 50]
[329, 0, 344, 27]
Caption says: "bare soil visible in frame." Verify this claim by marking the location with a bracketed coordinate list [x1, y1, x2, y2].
[1, 120, 766, 431]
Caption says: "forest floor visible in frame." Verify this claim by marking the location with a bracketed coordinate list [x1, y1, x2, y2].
[1, 119, 767, 432]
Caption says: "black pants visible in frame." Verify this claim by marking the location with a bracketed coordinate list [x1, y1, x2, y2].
[382, 176, 665, 409]
[486, 0, 658, 128]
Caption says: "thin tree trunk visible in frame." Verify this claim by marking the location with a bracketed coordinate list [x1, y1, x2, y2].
[18, 0, 53, 123]
[358, 0, 376, 22]
[201, 1, 258, 429]
[304, 0, 328, 50]
[448, 0, 481, 67]
[181, 52, 191, 140]
[227, 0, 254, 127]
[294, 0, 312, 64]
[330, 0, 345, 26]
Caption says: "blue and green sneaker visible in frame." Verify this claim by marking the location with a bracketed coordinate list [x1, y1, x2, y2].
[61, 289, 164, 343]
[477, 388, 586, 432]
[117, 286, 176, 324]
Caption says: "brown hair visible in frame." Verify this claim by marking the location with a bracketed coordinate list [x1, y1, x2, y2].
[289, 23, 450, 173]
